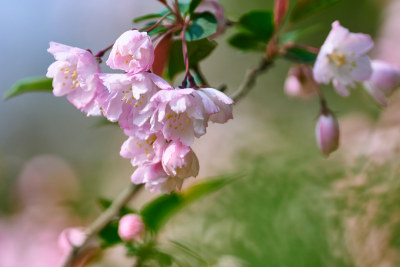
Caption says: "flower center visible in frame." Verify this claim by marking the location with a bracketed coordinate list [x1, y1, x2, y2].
[327, 51, 347, 67]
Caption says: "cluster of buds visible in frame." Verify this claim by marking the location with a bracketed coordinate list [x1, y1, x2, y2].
[46, 29, 234, 193]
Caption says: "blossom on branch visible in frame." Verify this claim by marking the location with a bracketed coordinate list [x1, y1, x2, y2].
[313, 21, 374, 96]
[46, 42, 105, 115]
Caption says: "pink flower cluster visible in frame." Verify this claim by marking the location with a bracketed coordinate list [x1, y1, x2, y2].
[47, 30, 234, 193]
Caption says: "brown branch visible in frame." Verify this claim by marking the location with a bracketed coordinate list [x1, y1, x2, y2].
[230, 58, 273, 102]
[61, 183, 144, 267]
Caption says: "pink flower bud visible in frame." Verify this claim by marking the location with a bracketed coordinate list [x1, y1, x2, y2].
[58, 227, 86, 254]
[284, 65, 319, 99]
[274, 0, 289, 28]
[162, 141, 199, 179]
[118, 214, 145, 242]
[363, 60, 400, 106]
[315, 111, 340, 156]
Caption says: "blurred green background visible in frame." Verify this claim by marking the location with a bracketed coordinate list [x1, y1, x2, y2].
[2, 0, 400, 266]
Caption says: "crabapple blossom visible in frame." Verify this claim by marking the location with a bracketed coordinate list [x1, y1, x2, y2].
[284, 65, 319, 99]
[315, 111, 340, 156]
[131, 163, 184, 193]
[120, 132, 167, 166]
[313, 21, 374, 96]
[363, 60, 400, 106]
[106, 30, 154, 74]
[118, 214, 145, 242]
[99, 72, 168, 134]
[143, 87, 234, 146]
[46, 42, 104, 115]
[162, 141, 199, 179]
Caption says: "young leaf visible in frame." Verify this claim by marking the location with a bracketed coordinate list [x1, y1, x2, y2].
[167, 38, 217, 80]
[140, 177, 234, 232]
[189, 0, 203, 15]
[152, 33, 173, 76]
[228, 32, 266, 51]
[238, 10, 274, 42]
[284, 46, 317, 64]
[185, 12, 218, 41]
[133, 13, 164, 23]
[290, 0, 342, 22]
[4, 76, 53, 100]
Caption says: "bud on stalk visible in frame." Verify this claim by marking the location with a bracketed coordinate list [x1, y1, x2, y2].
[315, 110, 339, 156]
[118, 214, 145, 242]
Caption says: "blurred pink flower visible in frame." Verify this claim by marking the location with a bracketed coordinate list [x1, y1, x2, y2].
[284, 65, 319, 99]
[363, 60, 400, 106]
[313, 21, 374, 96]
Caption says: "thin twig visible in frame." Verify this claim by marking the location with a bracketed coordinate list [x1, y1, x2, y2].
[230, 58, 273, 102]
[61, 183, 144, 267]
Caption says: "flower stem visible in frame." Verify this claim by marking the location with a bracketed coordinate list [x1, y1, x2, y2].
[61, 183, 143, 267]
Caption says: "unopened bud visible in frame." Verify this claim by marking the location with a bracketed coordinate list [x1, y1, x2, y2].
[162, 141, 199, 179]
[315, 111, 339, 156]
[58, 227, 86, 254]
[274, 0, 289, 28]
[284, 65, 319, 99]
[364, 60, 400, 106]
[118, 214, 145, 242]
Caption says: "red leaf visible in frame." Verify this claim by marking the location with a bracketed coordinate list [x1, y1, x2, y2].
[274, 0, 289, 28]
[152, 33, 173, 76]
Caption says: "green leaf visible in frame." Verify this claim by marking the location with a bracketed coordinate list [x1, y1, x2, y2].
[98, 219, 123, 248]
[133, 13, 164, 23]
[4, 76, 53, 100]
[284, 47, 317, 64]
[189, 0, 203, 15]
[280, 24, 321, 43]
[228, 32, 266, 51]
[185, 12, 218, 41]
[140, 177, 234, 232]
[238, 10, 274, 42]
[167, 38, 217, 80]
[290, 0, 342, 22]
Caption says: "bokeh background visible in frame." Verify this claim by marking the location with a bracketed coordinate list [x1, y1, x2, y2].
[2, 0, 400, 266]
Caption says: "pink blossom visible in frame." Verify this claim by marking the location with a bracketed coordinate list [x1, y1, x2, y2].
[46, 42, 104, 114]
[196, 0, 227, 39]
[143, 87, 234, 146]
[120, 132, 167, 166]
[363, 60, 400, 106]
[162, 141, 199, 179]
[197, 87, 234, 123]
[99, 72, 167, 134]
[316, 111, 340, 156]
[118, 214, 145, 242]
[313, 21, 374, 96]
[284, 65, 319, 99]
[106, 30, 154, 74]
[131, 163, 184, 193]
